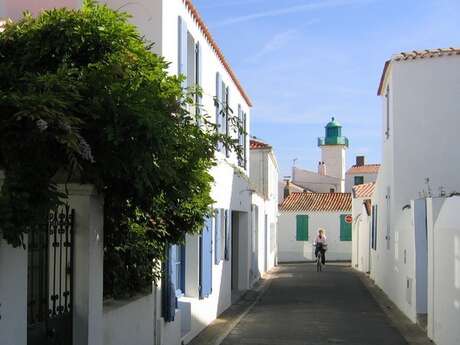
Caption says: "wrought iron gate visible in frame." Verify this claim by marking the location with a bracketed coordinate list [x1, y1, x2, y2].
[27, 205, 75, 345]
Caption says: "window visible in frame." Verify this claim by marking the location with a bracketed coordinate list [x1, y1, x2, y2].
[354, 176, 364, 186]
[172, 244, 185, 296]
[385, 85, 390, 139]
[340, 215, 352, 241]
[330, 188, 335, 193]
[296, 215, 309, 241]
[386, 187, 391, 250]
[371, 205, 378, 250]
[224, 86, 230, 157]
[215, 73, 224, 152]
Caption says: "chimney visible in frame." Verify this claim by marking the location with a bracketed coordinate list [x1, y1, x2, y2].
[356, 156, 365, 166]
[284, 179, 291, 199]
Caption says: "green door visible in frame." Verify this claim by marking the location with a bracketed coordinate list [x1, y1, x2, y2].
[296, 215, 309, 241]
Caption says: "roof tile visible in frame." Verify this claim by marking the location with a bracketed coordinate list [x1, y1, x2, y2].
[347, 164, 380, 174]
[353, 182, 375, 198]
[250, 139, 271, 150]
[280, 192, 351, 212]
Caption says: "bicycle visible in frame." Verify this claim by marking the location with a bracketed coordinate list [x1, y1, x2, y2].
[314, 243, 327, 272]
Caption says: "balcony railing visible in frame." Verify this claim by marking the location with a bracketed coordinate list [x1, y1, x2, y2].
[318, 137, 349, 147]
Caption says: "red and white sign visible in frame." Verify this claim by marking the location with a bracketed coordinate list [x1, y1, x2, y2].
[345, 215, 353, 224]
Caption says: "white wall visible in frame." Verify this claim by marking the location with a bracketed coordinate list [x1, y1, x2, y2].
[0, 239, 28, 345]
[103, 294, 155, 345]
[278, 211, 352, 262]
[351, 197, 371, 273]
[292, 167, 342, 193]
[321, 145, 346, 188]
[427, 196, 460, 345]
[371, 55, 460, 324]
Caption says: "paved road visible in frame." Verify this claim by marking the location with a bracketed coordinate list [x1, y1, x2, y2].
[221, 263, 407, 345]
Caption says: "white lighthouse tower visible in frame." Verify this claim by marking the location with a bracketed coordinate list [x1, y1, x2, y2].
[318, 117, 348, 192]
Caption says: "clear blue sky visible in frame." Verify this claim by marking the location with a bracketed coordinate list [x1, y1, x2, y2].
[193, 0, 460, 177]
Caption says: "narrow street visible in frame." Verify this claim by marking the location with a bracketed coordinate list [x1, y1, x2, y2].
[222, 263, 407, 345]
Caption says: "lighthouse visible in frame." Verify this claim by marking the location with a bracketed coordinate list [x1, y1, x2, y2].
[317, 117, 349, 192]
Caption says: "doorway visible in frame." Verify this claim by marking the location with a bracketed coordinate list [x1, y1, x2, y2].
[231, 211, 239, 291]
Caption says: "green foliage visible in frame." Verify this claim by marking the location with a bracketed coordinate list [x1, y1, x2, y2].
[0, 1, 241, 298]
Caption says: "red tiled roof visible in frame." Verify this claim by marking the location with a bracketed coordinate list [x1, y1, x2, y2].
[183, 0, 252, 107]
[280, 192, 351, 212]
[353, 182, 375, 199]
[250, 138, 271, 150]
[377, 48, 460, 95]
[346, 164, 380, 175]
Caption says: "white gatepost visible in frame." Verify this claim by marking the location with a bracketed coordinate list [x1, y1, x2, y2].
[0, 171, 28, 345]
[65, 184, 104, 345]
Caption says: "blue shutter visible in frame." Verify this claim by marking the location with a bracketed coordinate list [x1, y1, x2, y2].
[162, 245, 177, 322]
[178, 16, 188, 88]
[215, 72, 222, 151]
[200, 217, 212, 298]
[214, 209, 222, 264]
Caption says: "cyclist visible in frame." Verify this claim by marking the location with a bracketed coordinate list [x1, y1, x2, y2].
[314, 228, 327, 265]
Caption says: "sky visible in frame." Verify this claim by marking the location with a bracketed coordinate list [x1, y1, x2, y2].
[193, 0, 460, 177]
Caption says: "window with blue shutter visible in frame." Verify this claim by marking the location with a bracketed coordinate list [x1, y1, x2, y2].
[200, 217, 212, 298]
[178, 16, 188, 89]
[340, 215, 352, 241]
[296, 215, 309, 241]
[162, 245, 177, 322]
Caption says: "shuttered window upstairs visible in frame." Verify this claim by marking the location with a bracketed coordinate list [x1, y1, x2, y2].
[296, 215, 309, 241]
[178, 16, 187, 89]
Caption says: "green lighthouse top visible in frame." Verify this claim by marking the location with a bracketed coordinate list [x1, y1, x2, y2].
[318, 117, 349, 147]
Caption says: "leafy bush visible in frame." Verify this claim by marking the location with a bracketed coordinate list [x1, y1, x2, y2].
[0, 1, 238, 298]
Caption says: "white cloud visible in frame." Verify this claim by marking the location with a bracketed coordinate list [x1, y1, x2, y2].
[216, 0, 375, 27]
[246, 29, 299, 63]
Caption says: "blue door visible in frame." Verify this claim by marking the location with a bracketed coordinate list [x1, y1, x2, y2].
[200, 217, 213, 298]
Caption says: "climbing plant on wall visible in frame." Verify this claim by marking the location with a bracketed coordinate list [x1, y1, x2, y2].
[0, 0, 242, 298]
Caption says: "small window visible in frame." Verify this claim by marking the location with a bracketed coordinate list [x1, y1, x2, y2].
[354, 176, 364, 185]
[330, 188, 335, 193]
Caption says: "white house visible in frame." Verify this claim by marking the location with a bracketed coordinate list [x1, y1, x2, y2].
[0, 1, 258, 345]
[370, 48, 460, 342]
[278, 192, 352, 262]
[351, 182, 375, 273]
[345, 156, 379, 193]
[249, 138, 279, 284]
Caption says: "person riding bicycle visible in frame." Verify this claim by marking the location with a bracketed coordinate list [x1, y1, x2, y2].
[314, 229, 327, 265]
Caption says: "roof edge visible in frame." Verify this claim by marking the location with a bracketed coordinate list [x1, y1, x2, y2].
[377, 60, 390, 96]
